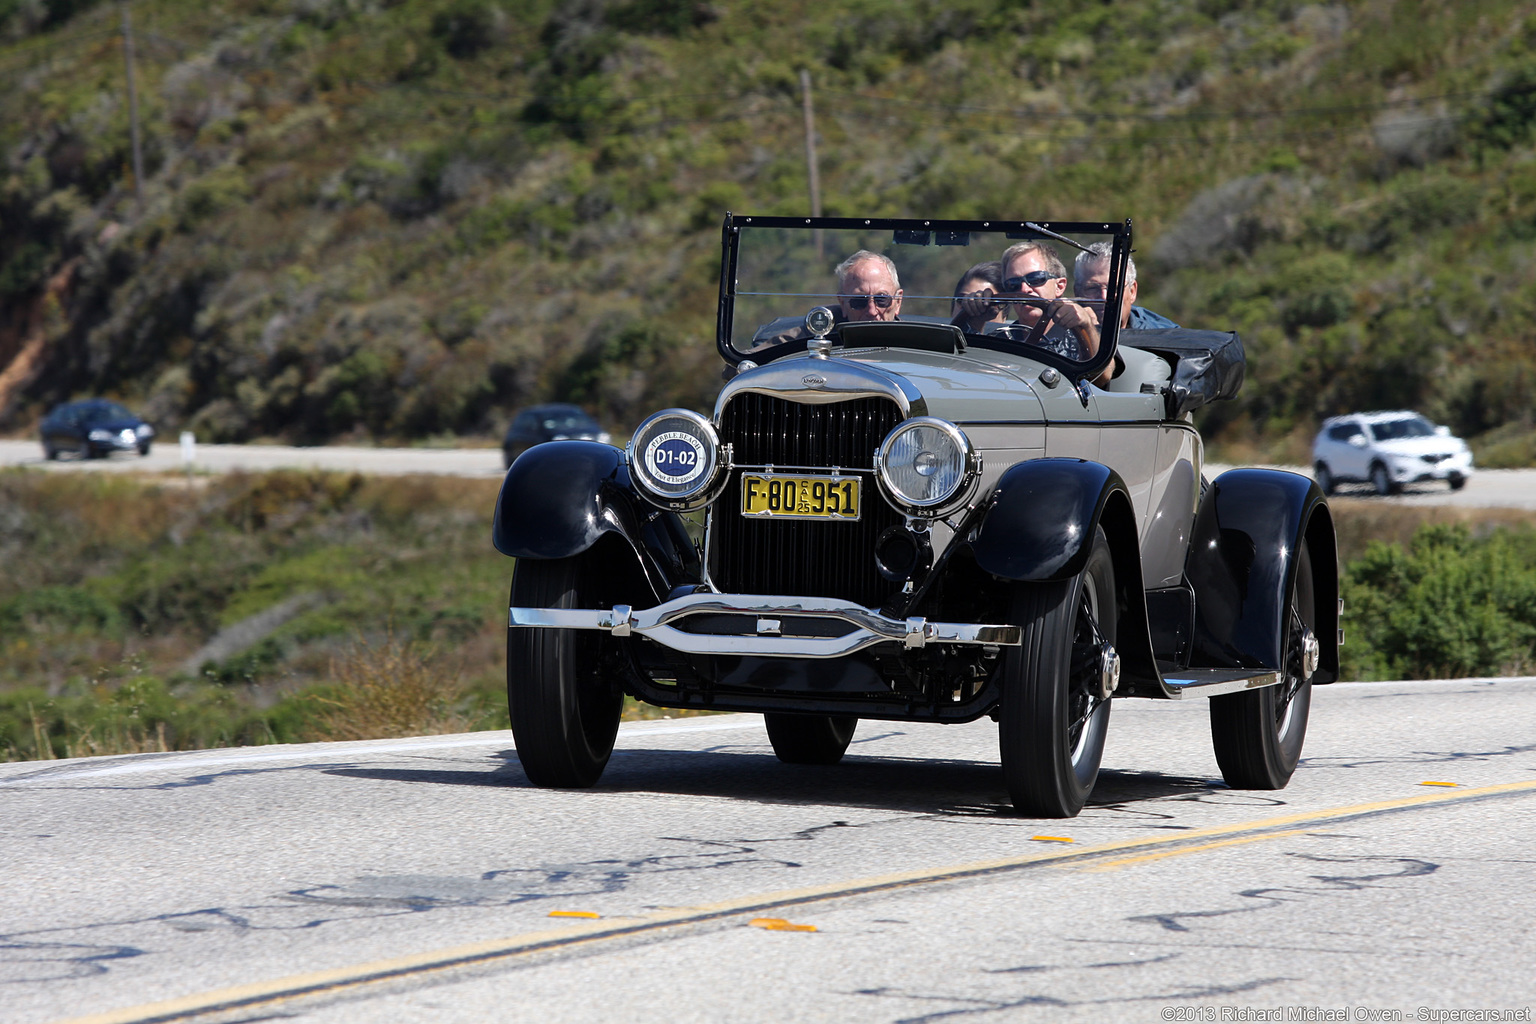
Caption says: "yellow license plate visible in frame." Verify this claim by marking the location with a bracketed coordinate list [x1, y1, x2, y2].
[740, 473, 860, 521]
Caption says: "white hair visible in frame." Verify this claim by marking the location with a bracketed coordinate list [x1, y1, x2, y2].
[835, 250, 901, 291]
[1074, 240, 1136, 288]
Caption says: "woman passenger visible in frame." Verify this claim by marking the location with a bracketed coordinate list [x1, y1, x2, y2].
[950, 260, 1006, 334]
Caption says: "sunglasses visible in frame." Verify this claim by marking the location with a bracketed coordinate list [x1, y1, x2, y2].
[843, 293, 895, 310]
[1003, 271, 1058, 292]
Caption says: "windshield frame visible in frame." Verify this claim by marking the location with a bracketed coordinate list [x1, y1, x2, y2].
[715, 214, 1132, 385]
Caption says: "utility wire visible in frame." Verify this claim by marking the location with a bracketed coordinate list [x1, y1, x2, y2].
[818, 86, 1493, 123]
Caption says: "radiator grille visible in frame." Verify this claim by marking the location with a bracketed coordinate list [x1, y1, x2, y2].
[712, 393, 904, 607]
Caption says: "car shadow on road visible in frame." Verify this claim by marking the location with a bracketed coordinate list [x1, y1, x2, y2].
[324, 750, 1227, 818]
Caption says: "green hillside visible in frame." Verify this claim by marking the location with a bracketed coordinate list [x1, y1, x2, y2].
[2, 0, 1534, 462]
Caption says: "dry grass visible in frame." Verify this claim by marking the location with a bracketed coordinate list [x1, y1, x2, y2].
[302, 631, 474, 741]
[1329, 500, 1536, 564]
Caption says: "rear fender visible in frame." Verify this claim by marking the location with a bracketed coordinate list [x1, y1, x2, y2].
[492, 441, 700, 603]
[969, 458, 1161, 691]
[1185, 468, 1339, 681]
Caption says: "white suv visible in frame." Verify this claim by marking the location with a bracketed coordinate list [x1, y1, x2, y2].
[1312, 411, 1474, 495]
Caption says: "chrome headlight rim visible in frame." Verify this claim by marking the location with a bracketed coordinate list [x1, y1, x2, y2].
[874, 416, 979, 517]
[627, 408, 729, 511]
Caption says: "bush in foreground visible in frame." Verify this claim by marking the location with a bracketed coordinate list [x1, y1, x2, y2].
[1342, 523, 1536, 680]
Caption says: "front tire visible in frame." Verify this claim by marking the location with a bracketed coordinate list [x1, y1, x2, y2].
[999, 526, 1116, 818]
[1369, 462, 1397, 496]
[1209, 538, 1316, 789]
[1314, 462, 1334, 496]
[507, 556, 623, 788]
[764, 713, 857, 765]
[1448, 473, 1466, 491]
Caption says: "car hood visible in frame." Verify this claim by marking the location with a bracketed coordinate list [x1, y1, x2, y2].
[719, 349, 1047, 424]
[1373, 436, 1464, 457]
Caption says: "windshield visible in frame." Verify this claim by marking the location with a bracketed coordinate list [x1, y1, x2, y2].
[542, 412, 600, 432]
[80, 402, 133, 424]
[720, 217, 1130, 375]
[1369, 416, 1435, 441]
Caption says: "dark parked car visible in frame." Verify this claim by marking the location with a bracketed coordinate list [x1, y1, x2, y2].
[502, 404, 610, 469]
[39, 400, 155, 459]
[493, 216, 1339, 818]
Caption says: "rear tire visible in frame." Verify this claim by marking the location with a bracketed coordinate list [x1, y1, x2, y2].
[1209, 539, 1316, 789]
[999, 526, 1116, 818]
[507, 556, 623, 788]
[764, 714, 857, 764]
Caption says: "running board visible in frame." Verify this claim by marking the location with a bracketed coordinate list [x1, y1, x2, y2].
[1161, 669, 1280, 699]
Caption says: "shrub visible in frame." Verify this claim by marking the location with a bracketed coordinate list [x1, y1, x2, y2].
[1341, 523, 1536, 680]
[300, 631, 474, 741]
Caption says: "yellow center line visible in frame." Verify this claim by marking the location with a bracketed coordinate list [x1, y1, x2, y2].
[55, 778, 1536, 1024]
[1076, 828, 1312, 872]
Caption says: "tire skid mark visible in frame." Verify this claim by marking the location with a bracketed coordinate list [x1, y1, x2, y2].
[5, 825, 870, 986]
[48, 779, 1536, 1024]
[852, 974, 1290, 1023]
[1129, 853, 1440, 934]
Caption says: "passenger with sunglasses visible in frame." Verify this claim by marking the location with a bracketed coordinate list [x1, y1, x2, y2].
[835, 250, 904, 323]
[998, 241, 1111, 384]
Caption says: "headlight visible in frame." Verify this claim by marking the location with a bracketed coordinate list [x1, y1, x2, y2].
[135, 424, 154, 437]
[628, 409, 728, 510]
[874, 418, 979, 516]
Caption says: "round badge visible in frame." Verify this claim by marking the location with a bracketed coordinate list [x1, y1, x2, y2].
[645, 430, 707, 486]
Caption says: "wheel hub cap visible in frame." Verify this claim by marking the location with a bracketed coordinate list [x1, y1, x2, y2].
[1301, 628, 1320, 681]
[1098, 643, 1121, 700]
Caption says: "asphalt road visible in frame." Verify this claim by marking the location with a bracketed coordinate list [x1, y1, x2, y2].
[0, 440, 508, 478]
[5, 678, 1535, 1024]
[3, 440, 1534, 507]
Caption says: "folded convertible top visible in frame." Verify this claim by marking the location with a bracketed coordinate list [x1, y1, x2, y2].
[1119, 328, 1246, 419]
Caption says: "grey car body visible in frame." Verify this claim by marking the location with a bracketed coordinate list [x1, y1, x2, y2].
[493, 216, 1339, 817]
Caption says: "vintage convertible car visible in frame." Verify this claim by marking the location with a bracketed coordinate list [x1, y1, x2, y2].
[493, 216, 1340, 817]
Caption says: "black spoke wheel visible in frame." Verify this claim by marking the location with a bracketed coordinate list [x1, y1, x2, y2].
[507, 556, 623, 788]
[1209, 538, 1316, 789]
[764, 714, 857, 765]
[999, 525, 1116, 818]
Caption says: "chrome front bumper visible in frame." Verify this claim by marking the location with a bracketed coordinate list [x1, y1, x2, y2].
[508, 592, 1021, 659]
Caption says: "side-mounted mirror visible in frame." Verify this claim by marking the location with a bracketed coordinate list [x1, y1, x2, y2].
[1348, 434, 1368, 448]
[1435, 425, 1451, 437]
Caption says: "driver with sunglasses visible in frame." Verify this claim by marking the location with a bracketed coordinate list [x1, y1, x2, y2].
[997, 241, 1113, 386]
[835, 250, 904, 322]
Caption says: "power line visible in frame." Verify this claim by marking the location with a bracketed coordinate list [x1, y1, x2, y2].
[818, 86, 1492, 124]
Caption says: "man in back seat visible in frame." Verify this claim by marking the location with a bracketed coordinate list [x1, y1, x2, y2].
[1073, 241, 1178, 330]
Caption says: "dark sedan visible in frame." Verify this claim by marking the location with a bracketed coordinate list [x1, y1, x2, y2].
[502, 404, 610, 469]
[40, 400, 155, 459]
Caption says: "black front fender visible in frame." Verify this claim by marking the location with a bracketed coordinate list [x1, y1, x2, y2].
[1185, 468, 1339, 681]
[971, 459, 1124, 582]
[492, 441, 700, 601]
[969, 458, 1162, 692]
